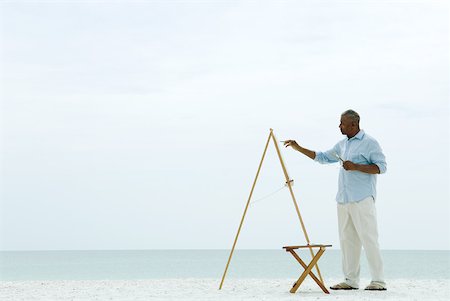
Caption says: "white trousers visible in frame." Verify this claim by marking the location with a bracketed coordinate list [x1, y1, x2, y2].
[337, 197, 385, 287]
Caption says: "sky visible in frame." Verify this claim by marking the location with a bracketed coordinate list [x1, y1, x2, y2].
[0, 0, 449, 251]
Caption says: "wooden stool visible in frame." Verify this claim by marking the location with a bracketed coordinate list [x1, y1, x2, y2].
[283, 244, 332, 294]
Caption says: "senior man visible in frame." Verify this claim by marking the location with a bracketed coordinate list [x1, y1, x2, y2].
[284, 109, 387, 291]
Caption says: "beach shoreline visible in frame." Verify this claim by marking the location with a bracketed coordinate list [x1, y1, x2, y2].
[1, 278, 449, 301]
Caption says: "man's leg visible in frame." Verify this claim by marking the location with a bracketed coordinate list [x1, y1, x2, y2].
[349, 197, 386, 287]
[337, 203, 362, 288]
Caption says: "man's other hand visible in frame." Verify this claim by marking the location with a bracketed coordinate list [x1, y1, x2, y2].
[343, 161, 357, 171]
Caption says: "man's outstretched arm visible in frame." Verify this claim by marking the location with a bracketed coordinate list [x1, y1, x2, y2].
[283, 140, 316, 160]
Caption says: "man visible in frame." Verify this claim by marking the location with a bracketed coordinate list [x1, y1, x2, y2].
[284, 109, 387, 291]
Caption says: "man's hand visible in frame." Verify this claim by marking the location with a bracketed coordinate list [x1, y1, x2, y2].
[283, 140, 316, 160]
[343, 161, 381, 174]
[283, 140, 300, 149]
[343, 160, 357, 171]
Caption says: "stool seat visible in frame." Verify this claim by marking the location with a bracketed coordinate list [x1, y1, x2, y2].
[283, 244, 332, 250]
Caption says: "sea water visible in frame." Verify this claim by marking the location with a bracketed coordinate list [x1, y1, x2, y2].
[0, 250, 449, 281]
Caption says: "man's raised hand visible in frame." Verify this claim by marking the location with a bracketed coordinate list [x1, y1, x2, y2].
[283, 140, 300, 149]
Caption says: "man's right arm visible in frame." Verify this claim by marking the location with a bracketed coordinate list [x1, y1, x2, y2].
[283, 140, 316, 160]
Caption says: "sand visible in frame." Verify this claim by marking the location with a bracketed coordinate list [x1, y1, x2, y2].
[1, 278, 449, 301]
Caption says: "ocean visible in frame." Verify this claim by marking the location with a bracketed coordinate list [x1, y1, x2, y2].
[1, 250, 449, 281]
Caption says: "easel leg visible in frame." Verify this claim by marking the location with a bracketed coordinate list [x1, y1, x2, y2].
[271, 131, 324, 284]
[219, 131, 272, 289]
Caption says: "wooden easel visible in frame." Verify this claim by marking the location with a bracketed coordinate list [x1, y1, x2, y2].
[219, 129, 328, 291]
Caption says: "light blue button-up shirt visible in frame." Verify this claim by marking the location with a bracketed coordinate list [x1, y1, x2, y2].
[314, 130, 387, 204]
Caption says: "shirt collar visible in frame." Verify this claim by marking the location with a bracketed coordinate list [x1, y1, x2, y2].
[349, 129, 365, 141]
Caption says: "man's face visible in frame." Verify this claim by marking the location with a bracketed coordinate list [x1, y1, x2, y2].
[339, 115, 354, 136]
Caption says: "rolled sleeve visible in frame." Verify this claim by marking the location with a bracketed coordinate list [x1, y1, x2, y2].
[314, 144, 340, 164]
[370, 142, 387, 174]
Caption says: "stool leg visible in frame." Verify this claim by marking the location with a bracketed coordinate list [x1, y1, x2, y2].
[290, 248, 326, 293]
[289, 249, 330, 294]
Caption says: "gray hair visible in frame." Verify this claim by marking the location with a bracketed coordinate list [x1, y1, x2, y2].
[342, 109, 360, 124]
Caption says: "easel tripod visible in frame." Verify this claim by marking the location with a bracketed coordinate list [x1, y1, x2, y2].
[219, 129, 330, 294]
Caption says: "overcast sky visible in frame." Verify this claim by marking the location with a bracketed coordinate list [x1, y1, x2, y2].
[0, 0, 449, 251]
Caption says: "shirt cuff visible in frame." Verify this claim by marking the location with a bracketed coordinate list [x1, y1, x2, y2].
[314, 152, 321, 162]
[375, 163, 387, 174]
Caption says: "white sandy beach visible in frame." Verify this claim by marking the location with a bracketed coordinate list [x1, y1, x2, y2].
[1, 278, 449, 301]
